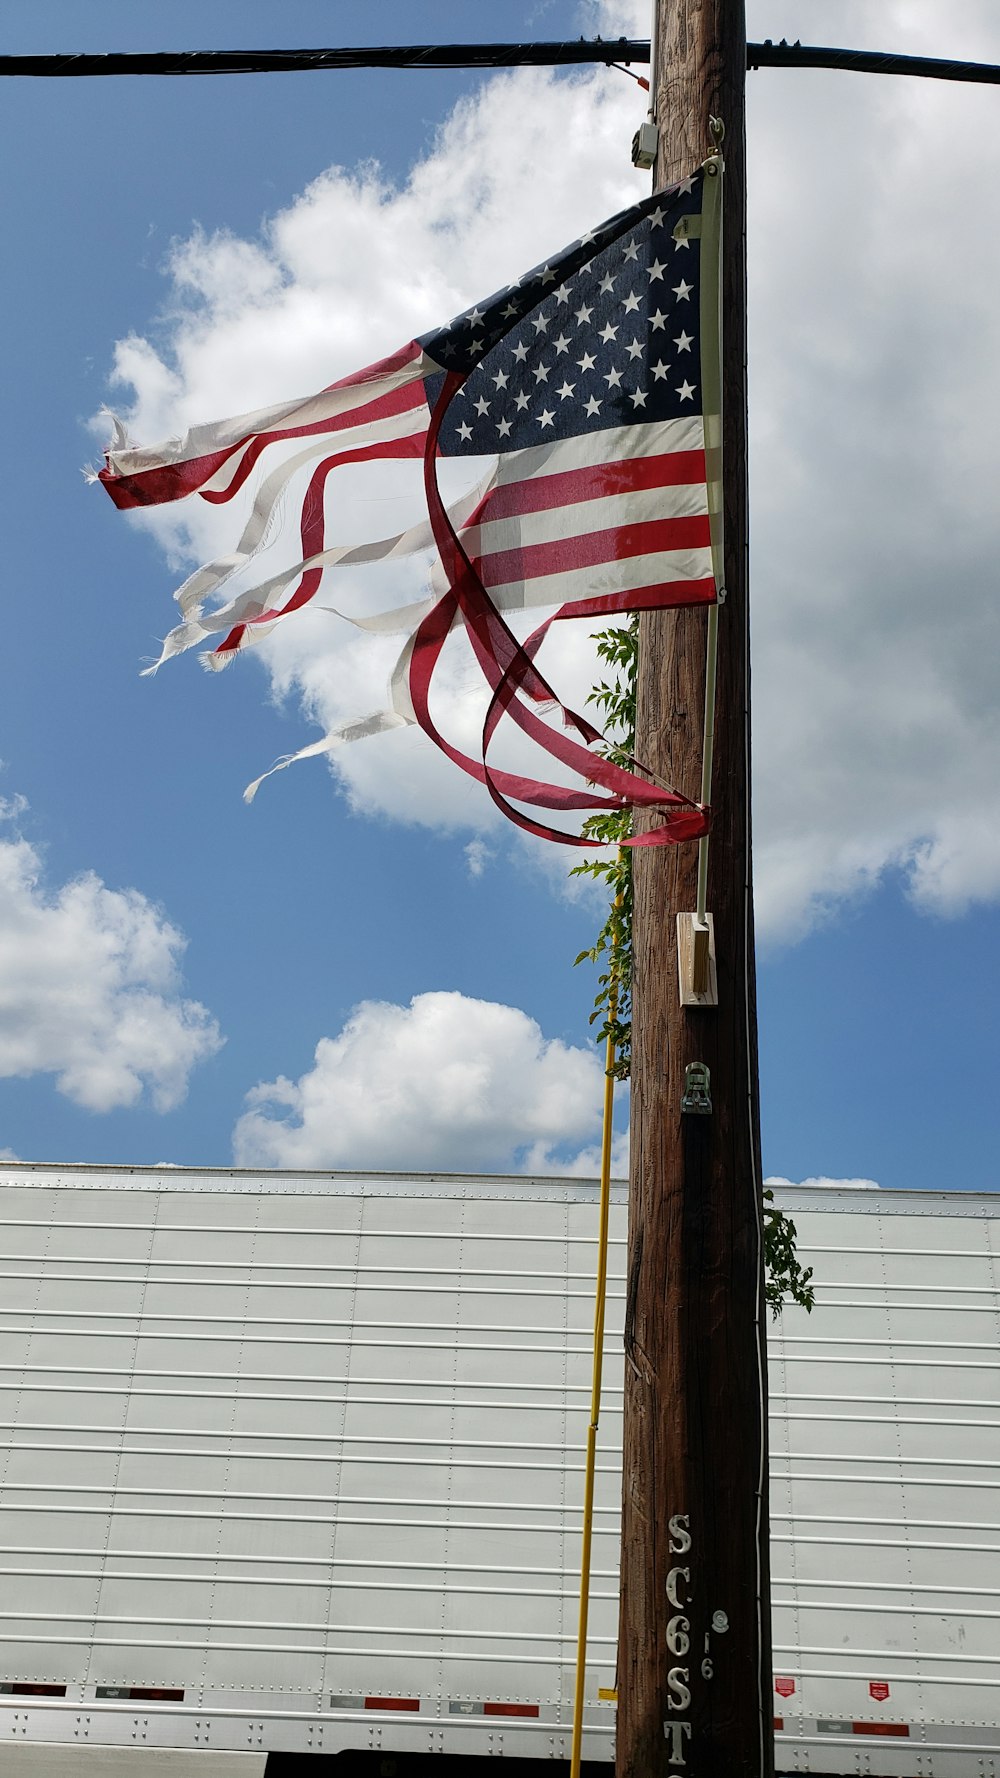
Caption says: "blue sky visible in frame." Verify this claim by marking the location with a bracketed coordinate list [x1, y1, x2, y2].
[0, 0, 997, 1192]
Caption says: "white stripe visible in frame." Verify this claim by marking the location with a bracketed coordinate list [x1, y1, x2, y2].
[160, 471, 495, 675]
[106, 349, 439, 478]
[480, 546, 715, 615]
[488, 413, 707, 486]
[197, 394, 429, 499]
[463, 478, 709, 562]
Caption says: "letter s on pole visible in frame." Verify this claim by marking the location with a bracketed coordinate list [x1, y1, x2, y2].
[668, 1514, 692, 1554]
[667, 1668, 692, 1713]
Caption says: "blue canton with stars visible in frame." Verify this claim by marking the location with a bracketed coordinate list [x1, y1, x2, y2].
[419, 173, 705, 456]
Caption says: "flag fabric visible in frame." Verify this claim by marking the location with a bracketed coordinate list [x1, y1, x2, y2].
[100, 161, 723, 847]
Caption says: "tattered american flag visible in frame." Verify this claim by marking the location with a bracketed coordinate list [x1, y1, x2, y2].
[99, 162, 723, 847]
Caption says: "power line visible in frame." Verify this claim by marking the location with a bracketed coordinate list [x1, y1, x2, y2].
[0, 42, 648, 79]
[1, 40, 999, 86]
[748, 40, 1000, 85]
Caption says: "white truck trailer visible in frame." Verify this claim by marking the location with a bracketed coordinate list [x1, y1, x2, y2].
[0, 1162, 996, 1776]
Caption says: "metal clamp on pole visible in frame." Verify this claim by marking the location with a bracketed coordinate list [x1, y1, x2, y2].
[681, 1061, 712, 1115]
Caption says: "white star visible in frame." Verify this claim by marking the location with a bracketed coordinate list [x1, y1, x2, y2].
[673, 279, 694, 302]
[466, 307, 484, 326]
[647, 259, 667, 282]
[553, 333, 572, 354]
[625, 339, 643, 361]
[532, 312, 550, 334]
[599, 322, 618, 344]
[456, 421, 473, 441]
[554, 282, 572, 304]
[576, 352, 596, 373]
[604, 367, 623, 389]
[470, 338, 484, 355]
[673, 232, 690, 250]
[512, 341, 529, 362]
[533, 363, 550, 383]
[497, 417, 513, 438]
[492, 368, 509, 390]
[574, 303, 593, 326]
[623, 239, 640, 263]
[676, 380, 696, 401]
[648, 205, 666, 227]
[598, 273, 616, 295]
[584, 395, 602, 417]
[556, 380, 576, 400]
[501, 301, 519, 320]
[677, 174, 696, 195]
[650, 308, 668, 331]
[514, 390, 530, 411]
[540, 264, 556, 284]
[622, 290, 641, 314]
[578, 228, 598, 246]
[474, 396, 490, 417]
[537, 408, 555, 428]
[630, 388, 648, 409]
[651, 359, 671, 380]
[674, 330, 694, 352]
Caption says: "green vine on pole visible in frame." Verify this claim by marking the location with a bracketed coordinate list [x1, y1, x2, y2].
[573, 620, 814, 1319]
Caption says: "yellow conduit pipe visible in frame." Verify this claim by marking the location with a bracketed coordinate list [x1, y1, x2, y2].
[570, 964, 618, 1778]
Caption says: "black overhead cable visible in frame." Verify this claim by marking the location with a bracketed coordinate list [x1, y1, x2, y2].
[747, 40, 1000, 85]
[0, 42, 649, 78]
[0, 40, 999, 86]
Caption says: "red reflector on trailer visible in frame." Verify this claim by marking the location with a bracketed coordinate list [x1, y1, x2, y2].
[484, 1702, 540, 1718]
[364, 1697, 420, 1712]
[0, 1684, 67, 1697]
[853, 1722, 910, 1738]
[773, 1718, 784, 1732]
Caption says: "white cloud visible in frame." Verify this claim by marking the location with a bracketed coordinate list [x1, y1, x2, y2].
[0, 815, 222, 1112]
[100, 1, 1000, 939]
[232, 989, 612, 1173]
[463, 837, 494, 879]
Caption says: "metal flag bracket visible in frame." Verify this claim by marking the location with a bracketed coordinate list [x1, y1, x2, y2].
[679, 130, 725, 1009]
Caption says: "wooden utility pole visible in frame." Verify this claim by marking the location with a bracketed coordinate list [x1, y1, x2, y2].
[617, 4, 773, 1777]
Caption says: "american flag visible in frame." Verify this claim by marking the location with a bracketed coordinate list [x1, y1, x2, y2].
[100, 165, 721, 846]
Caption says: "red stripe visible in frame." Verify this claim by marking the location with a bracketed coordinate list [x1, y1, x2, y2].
[476, 512, 711, 589]
[364, 1697, 420, 1712]
[551, 578, 716, 618]
[483, 449, 707, 521]
[199, 381, 428, 506]
[212, 431, 430, 656]
[100, 352, 427, 511]
[413, 374, 710, 849]
[852, 1723, 910, 1738]
[484, 1703, 540, 1718]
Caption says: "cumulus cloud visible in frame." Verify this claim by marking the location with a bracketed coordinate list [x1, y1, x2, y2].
[99, 0, 1000, 938]
[233, 990, 613, 1174]
[0, 815, 222, 1112]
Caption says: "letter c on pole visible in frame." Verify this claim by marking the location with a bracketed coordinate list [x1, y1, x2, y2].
[666, 1565, 690, 1610]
